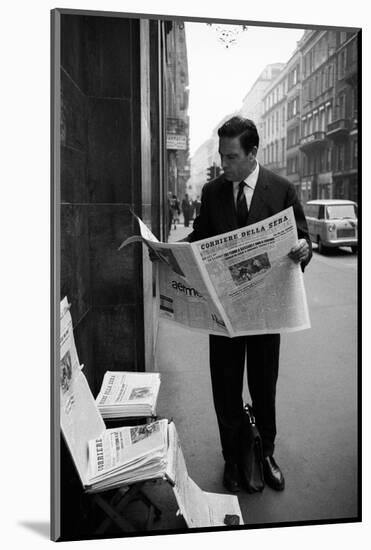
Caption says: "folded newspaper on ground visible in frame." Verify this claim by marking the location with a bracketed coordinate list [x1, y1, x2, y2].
[95, 371, 161, 419]
[119, 207, 310, 336]
[166, 421, 243, 527]
[60, 298, 243, 526]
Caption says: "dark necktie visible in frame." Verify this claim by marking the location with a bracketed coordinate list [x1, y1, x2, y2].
[236, 181, 249, 228]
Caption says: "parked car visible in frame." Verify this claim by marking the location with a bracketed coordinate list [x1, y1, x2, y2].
[304, 199, 358, 254]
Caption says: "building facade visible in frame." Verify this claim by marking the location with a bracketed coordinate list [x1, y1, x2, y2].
[164, 22, 190, 202]
[285, 46, 303, 196]
[258, 29, 359, 203]
[261, 70, 288, 178]
[326, 32, 358, 202]
[240, 63, 284, 164]
[299, 30, 338, 201]
[299, 29, 359, 202]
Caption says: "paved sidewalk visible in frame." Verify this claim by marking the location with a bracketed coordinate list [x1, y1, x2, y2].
[167, 221, 193, 243]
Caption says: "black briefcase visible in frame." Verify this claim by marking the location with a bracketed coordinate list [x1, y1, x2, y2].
[239, 403, 265, 493]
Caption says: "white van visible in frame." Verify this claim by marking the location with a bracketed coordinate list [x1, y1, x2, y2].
[304, 199, 358, 254]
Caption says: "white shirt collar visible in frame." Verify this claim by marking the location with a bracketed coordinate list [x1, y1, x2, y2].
[233, 161, 259, 192]
[243, 160, 259, 189]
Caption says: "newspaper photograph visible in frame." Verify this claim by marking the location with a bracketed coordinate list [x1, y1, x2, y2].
[120, 208, 310, 336]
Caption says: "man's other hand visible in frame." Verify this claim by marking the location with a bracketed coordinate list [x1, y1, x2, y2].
[288, 239, 310, 263]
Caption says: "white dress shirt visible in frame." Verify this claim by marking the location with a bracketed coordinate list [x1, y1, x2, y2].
[233, 162, 260, 210]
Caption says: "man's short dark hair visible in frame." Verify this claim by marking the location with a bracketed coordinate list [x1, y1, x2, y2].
[218, 116, 259, 155]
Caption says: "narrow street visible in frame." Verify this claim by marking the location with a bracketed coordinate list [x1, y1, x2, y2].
[154, 228, 358, 527]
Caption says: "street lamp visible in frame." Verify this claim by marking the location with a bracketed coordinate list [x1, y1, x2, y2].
[206, 23, 248, 48]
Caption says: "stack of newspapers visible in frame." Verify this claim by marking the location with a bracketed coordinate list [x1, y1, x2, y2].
[61, 297, 243, 526]
[87, 418, 169, 492]
[96, 371, 161, 419]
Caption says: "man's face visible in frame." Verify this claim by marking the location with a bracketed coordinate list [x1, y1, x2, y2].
[219, 136, 256, 182]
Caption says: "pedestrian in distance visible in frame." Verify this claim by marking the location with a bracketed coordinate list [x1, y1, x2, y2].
[170, 194, 181, 230]
[167, 191, 174, 237]
[194, 195, 201, 217]
[181, 193, 192, 227]
[185, 116, 312, 493]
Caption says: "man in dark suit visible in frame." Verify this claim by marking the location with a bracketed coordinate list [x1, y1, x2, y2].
[186, 116, 312, 493]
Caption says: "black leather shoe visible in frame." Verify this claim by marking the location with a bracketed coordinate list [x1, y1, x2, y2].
[223, 462, 241, 492]
[263, 456, 285, 491]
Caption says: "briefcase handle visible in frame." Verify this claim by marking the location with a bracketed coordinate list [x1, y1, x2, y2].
[243, 403, 256, 426]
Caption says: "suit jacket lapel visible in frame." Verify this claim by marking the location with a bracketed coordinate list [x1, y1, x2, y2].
[218, 177, 238, 231]
[247, 166, 270, 225]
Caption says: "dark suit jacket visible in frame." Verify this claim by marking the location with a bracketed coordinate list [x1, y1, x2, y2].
[187, 166, 312, 269]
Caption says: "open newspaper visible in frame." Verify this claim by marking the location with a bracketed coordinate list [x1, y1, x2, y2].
[119, 207, 310, 336]
[166, 421, 242, 527]
[96, 371, 161, 419]
[60, 298, 243, 526]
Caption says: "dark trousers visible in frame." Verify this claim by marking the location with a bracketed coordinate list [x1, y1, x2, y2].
[209, 333, 280, 462]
